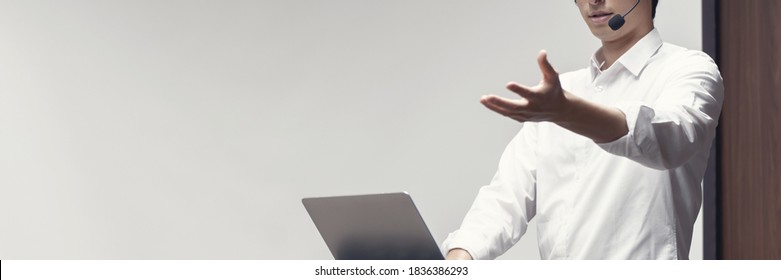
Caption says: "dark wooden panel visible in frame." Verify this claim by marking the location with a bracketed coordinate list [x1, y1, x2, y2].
[719, 0, 781, 259]
[701, 0, 719, 260]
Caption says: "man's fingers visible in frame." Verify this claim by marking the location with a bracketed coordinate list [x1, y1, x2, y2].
[483, 102, 529, 122]
[506, 82, 536, 99]
[480, 95, 529, 117]
[481, 95, 529, 110]
[537, 50, 559, 82]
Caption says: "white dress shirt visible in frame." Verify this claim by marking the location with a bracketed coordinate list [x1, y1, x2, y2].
[443, 29, 724, 259]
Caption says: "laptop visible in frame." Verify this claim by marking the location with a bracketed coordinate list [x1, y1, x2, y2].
[302, 192, 445, 260]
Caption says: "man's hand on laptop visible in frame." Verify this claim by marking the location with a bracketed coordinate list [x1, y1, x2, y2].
[446, 248, 473, 260]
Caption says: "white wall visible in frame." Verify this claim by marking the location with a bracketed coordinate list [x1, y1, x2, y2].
[0, 0, 702, 259]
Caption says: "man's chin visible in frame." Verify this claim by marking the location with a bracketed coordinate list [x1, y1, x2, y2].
[589, 28, 618, 42]
[589, 30, 609, 41]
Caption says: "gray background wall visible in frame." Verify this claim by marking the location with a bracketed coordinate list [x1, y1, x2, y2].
[0, 0, 702, 259]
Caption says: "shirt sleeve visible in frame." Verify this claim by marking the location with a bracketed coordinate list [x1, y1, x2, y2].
[597, 51, 724, 170]
[442, 123, 538, 260]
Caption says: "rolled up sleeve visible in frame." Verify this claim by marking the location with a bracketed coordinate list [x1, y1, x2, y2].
[598, 52, 724, 170]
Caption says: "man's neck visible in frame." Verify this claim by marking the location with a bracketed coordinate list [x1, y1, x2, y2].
[599, 27, 654, 70]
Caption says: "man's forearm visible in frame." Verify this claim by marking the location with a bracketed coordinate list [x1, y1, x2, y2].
[554, 91, 629, 143]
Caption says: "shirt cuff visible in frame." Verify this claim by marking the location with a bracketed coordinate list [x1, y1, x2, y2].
[441, 230, 486, 260]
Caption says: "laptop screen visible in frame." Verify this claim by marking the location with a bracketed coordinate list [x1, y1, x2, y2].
[302, 192, 444, 260]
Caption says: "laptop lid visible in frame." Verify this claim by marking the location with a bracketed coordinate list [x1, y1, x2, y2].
[302, 192, 444, 260]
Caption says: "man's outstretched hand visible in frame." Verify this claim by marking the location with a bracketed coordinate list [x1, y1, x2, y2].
[479, 50, 628, 143]
[480, 50, 572, 123]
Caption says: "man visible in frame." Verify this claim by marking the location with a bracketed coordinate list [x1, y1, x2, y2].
[444, 0, 723, 260]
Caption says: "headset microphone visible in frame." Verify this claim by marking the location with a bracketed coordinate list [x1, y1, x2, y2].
[608, 0, 642, 31]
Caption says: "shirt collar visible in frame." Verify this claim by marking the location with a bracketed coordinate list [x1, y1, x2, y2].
[590, 28, 664, 79]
